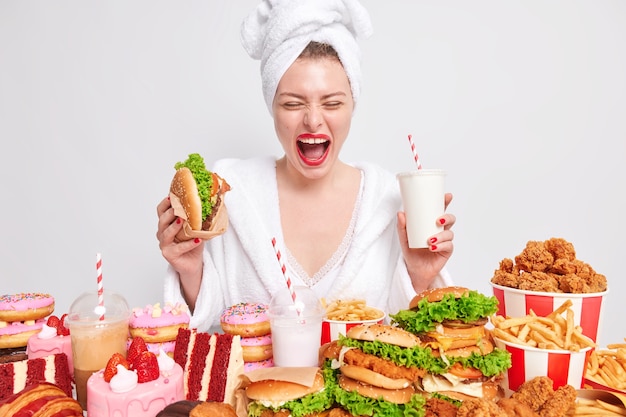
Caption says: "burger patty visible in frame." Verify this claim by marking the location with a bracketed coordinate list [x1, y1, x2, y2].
[201, 193, 222, 230]
[343, 348, 425, 381]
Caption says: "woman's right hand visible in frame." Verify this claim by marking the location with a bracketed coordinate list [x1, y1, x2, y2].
[156, 197, 204, 305]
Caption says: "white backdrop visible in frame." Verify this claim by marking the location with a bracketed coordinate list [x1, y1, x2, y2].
[1, 1, 624, 345]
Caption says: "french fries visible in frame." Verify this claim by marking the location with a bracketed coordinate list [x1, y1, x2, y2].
[567, 398, 626, 416]
[586, 338, 626, 391]
[491, 300, 596, 351]
[321, 298, 384, 322]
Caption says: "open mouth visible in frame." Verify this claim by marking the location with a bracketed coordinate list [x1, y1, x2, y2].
[297, 137, 330, 165]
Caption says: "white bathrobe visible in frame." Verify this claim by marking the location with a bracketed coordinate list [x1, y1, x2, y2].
[164, 156, 452, 331]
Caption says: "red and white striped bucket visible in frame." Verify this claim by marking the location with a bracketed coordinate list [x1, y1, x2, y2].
[495, 337, 593, 393]
[491, 283, 608, 342]
[321, 313, 385, 345]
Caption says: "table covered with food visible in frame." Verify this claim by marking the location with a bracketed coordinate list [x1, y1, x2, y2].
[0, 237, 624, 417]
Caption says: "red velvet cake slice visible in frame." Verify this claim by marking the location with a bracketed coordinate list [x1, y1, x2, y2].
[173, 328, 243, 407]
[0, 353, 72, 400]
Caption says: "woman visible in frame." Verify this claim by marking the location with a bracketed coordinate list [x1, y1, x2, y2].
[156, 0, 455, 331]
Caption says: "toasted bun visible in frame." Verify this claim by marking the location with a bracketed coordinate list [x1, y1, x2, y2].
[170, 167, 203, 230]
[346, 324, 421, 348]
[409, 286, 470, 309]
[337, 375, 416, 404]
[245, 371, 324, 402]
[340, 365, 412, 390]
[190, 401, 238, 417]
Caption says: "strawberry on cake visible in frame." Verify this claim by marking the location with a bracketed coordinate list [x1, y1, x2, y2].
[27, 314, 73, 375]
[87, 336, 184, 417]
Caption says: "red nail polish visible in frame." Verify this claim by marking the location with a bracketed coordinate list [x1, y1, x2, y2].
[194, 238, 201, 244]
[431, 245, 437, 251]
[176, 218, 181, 224]
[430, 237, 437, 244]
[439, 218, 446, 225]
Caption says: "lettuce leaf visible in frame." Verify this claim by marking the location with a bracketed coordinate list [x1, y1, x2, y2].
[337, 337, 511, 377]
[174, 153, 214, 221]
[389, 291, 499, 334]
[323, 362, 426, 417]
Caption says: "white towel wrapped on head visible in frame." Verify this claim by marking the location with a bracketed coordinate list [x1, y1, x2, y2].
[241, 0, 373, 115]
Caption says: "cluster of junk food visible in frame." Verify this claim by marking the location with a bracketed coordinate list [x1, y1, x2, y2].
[1, 237, 624, 417]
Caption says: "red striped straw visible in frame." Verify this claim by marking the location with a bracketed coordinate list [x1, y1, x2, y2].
[271, 237, 301, 316]
[407, 134, 422, 169]
[96, 253, 104, 321]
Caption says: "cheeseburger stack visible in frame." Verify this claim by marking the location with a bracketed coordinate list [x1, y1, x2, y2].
[322, 324, 427, 416]
[390, 286, 511, 401]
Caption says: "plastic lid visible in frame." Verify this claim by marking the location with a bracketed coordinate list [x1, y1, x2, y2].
[268, 286, 324, 319]
[66, 290, 130, 324]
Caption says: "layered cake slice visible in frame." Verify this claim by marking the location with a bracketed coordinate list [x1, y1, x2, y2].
[173, 328, 244, 407]
[0, 353, 72, 400]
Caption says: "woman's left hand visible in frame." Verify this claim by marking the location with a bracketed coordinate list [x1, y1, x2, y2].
[397, 193, 455, 293]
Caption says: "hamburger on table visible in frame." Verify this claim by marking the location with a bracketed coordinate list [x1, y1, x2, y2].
[389, 286, 511, 401]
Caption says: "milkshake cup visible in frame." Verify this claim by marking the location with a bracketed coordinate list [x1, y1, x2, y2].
[397, 169, 446, 248]
[66, 290, 129, 411]
[268, 286, 324, 367]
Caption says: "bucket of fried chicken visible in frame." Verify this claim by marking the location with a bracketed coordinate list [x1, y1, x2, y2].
[490, 237, 608, 343]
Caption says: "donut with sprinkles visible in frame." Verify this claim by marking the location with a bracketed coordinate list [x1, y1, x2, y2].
[220, 302, 270, 337]
[0, 293, 54, 322]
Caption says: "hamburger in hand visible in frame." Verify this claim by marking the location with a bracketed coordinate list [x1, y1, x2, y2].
[321, 324, 427, 416]
[245, 370, 335, 417]
[390, 286, 511, 401]
[169, 153, 230, 241]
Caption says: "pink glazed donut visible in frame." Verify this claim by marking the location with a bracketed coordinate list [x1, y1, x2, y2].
[244, 358, 274, 373]
[0, 293, 55, 322]
[220, 303, 270, 337]
[240, 334, 273, 362]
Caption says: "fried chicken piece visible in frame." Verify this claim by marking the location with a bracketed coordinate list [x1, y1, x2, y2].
[499, 258, 515, 273]
[586, 272, 608, 293]
[511, 376, 554, 413]
[548, 258, 577, 275]
[558, 273, 589, 293]
[327, 408, 353, 417]
[424, 397, 459, 417]
[515, 241, 554, 272]
[491, 269, 520, 288]
[457, 398, 508, 417]
[497, 398, 540, 417]
[538, 384, 576, 417]
[343, 347, 425, 380]
[518, 271, 560, 293]
[544, 238, 576, 262]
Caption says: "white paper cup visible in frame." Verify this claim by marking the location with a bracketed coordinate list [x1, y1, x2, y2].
[494, 337, 593, 395]
[491, 283, 608, 343]
[268, 286, 324, 367]
[321, 309, 385, 345]
[397, 169, 446, 248]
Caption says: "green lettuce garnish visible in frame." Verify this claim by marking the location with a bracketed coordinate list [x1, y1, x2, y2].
[390, 291, 499, 334]
[337, 336, 511, 377]
[174, 153, 214, 221]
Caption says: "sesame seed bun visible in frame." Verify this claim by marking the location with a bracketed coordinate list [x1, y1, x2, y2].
[345, 324, 421, 348]
[245, 371, 325, 403]
[409, 286, 471, 310]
